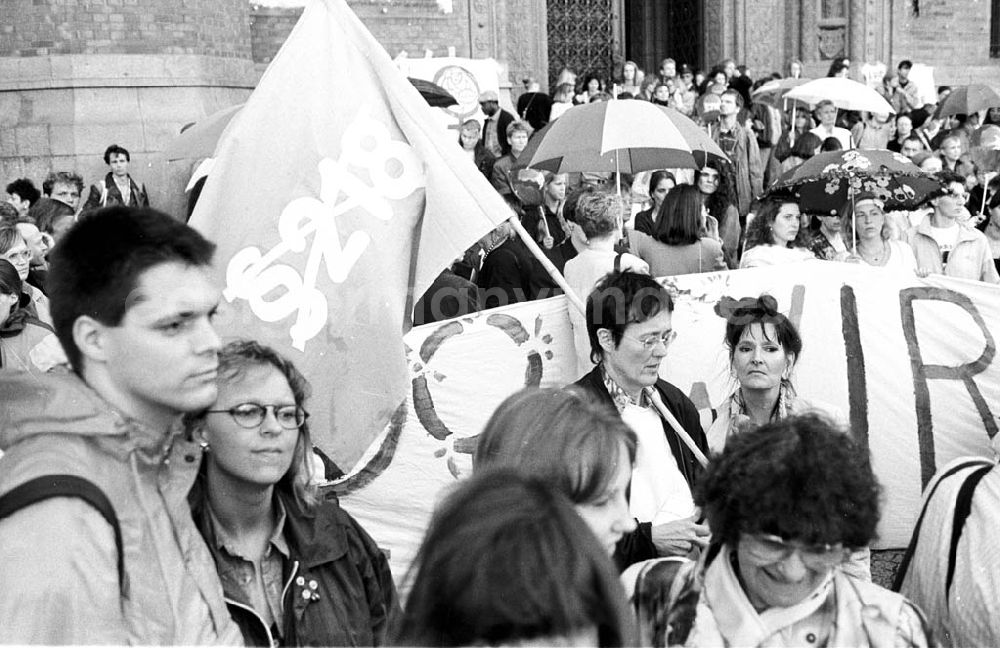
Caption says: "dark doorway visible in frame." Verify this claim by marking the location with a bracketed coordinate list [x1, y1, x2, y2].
[624, 0, 702, 78]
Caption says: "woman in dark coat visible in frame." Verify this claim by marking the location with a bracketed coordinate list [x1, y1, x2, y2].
[189, 340, 400, 646]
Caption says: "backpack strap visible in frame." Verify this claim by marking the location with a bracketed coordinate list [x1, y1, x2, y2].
[892, 458, 993, 591]
[614, 252, 624, 273]
[945, 463, 994, 603]
[0, 475, 126, 599]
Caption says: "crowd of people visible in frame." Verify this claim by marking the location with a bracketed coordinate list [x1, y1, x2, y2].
[415, 54, 1000, 326]
[1, 51, 998, 648]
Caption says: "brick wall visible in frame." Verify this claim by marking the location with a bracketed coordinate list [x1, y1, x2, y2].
[249, 1, 471, 66]
[890, 0, 1000, 84]
[0, 0, 251, 59]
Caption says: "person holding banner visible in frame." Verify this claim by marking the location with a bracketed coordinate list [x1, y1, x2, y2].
[575, 271, 710, 567]
[474, 387, 638, 557]
[397, 469, 636, 647]
[189, 340, 400, 647]
[739, 198, 817, 268]
[654, 415, 933, 648]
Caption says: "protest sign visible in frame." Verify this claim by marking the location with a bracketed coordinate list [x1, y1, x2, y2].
[336, 261, 1000, 584]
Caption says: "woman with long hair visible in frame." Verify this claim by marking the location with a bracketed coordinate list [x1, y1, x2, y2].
[739, 197, 816, 268]
[629, 184, 725, 276]
[841, 195, 918, 271]
[397, 469, 636, 646]
[765, 108, 814, 185]
[633, 171, 676, 236]
[188, 340, 400, 646]
[696, 161, 742, 268]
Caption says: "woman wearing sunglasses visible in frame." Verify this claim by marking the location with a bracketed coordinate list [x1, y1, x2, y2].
[649, 414, 933, 647]
[188, 340, 400, 646]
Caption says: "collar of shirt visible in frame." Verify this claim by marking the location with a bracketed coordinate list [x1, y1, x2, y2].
[601, 363, 650, 413]
[210, 495, 290, 561]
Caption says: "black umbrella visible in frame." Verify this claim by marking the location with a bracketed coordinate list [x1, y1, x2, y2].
[407, 77, 458, 108]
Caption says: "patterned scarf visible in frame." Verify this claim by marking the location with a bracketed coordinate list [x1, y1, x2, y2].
[726, 381, 796, 440]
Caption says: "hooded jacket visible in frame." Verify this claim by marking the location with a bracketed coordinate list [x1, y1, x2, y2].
[0, 372, 242, 645]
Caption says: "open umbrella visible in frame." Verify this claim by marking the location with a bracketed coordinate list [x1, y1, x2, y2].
[514, 101, 727, 174]
[784, 77, 896, 115]
[162, 77, 457, 161]
[935, 84, 1000, 119]
[768, 149, 943, 215]
[750, 77, 812, 108]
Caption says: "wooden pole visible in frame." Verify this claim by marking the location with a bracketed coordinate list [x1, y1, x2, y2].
[507, 215, 586, 314]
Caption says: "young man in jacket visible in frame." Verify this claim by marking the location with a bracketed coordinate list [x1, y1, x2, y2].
[573, 270, 710, 570]
[0, 207, 242, 644]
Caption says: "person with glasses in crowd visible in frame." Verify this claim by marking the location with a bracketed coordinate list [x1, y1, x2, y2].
[907, 171, 1000, 283]
[574, 271, 710, 568]
[645, 414, 933, 648]
[188, 340, 400, 647]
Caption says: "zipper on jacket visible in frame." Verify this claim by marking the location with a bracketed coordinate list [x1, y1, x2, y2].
[225, 597, 276, 647]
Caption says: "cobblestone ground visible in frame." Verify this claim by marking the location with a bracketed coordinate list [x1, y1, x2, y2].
[871, 549, 905, 589]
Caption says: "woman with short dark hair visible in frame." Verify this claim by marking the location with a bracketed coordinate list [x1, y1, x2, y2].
[397, 468, 636, 646]
[649, 415, 933, 647]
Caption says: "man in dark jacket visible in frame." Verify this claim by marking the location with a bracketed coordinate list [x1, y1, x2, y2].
[573, 270, 709, 570]
[478, 90, 516, 158]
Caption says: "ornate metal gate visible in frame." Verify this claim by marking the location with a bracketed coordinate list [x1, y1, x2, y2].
[546, 0, 616, 89]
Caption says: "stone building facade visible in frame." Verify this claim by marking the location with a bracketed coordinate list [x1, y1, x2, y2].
[0, 0, 997, 215]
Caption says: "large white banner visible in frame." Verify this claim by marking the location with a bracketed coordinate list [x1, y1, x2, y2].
[335, 261, 1000, 584]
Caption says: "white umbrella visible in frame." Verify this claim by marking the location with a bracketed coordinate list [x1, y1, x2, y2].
[784, 77, 896, 114]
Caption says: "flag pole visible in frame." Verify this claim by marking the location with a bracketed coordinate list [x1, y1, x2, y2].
[507, 216, 586, 314]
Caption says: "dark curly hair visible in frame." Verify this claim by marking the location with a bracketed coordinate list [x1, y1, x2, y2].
[696, 414, 881, 549]
[743, 197, 811, 251]
[697, 159, 737, 223]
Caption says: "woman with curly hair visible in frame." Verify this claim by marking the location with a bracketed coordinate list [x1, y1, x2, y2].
[397, 468, 636, 646]
[696, 161, 742, 268]
[630, 184, 726, 276]
[739, 197, 816, 268]
[188, 340, 400, 646]
[645, 415, 933, 647]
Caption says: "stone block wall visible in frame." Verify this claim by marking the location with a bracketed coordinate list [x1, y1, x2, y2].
[0, 0, 251, 58]
[890, 0, 1000, 85]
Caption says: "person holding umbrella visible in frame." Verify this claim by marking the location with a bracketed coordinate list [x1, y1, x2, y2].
[907, 171, 1000, 283]
[841, 194, 918, 271]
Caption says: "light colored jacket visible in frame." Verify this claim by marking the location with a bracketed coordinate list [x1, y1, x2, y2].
[713, 121, 763, 217]
[906, 219, 1000, 283]
[0, 372, 243, 645]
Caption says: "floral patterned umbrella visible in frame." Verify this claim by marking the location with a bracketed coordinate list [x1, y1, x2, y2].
[767, 149, 944, 215]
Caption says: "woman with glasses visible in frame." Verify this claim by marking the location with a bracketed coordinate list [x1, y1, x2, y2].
[645, 414, 932, 647]
[0, 225, 51, 326]
[188, 340, 400, 646]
